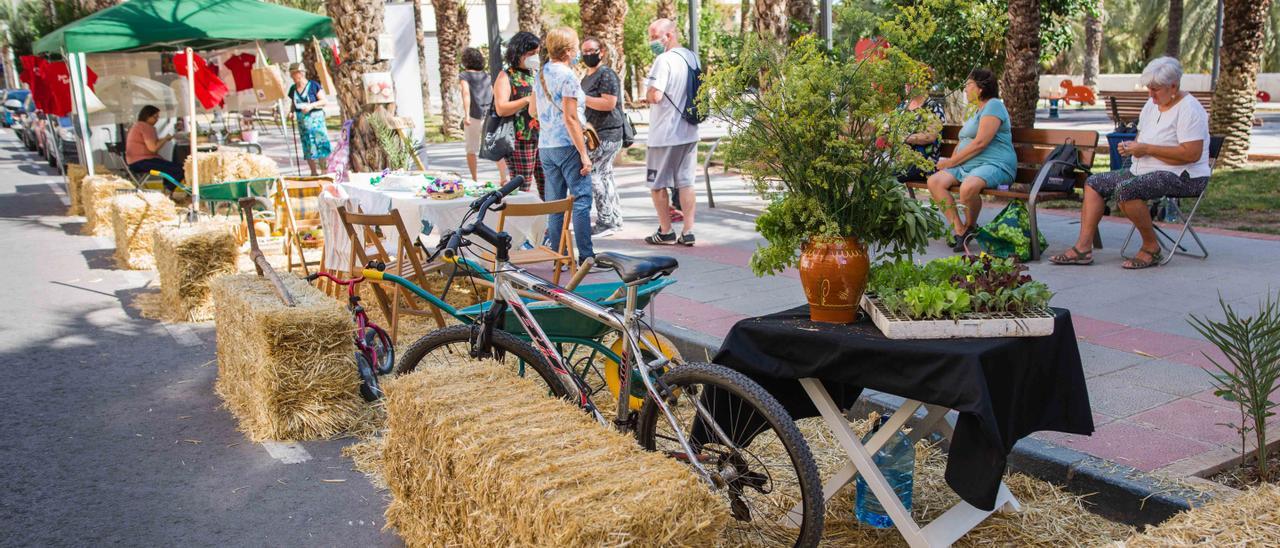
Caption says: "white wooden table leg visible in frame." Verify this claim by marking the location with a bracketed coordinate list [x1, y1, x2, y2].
[798, 379, 929, 548]
[909, 404, 954, 443]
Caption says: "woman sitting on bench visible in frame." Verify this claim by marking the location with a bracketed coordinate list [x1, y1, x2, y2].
[1050, 57, 1210, 270]
[926, 69, 1017, 252]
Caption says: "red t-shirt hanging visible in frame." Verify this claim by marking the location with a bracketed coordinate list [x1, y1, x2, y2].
[224, 53, 256, 92]
[173, 51, 229, 110]
[42, 61, 72, 116]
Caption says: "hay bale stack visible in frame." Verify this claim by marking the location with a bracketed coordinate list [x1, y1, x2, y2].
[154, 221, 239, 321]
[66, 163, 110, 216]
[110, 193, 178, 270]
[185, 151, 279, 185]
[81, 175, 135, 236]
[382, 363, 728, 546]
[211, 273, 360, 441]
[1125, 484, 1280, 546]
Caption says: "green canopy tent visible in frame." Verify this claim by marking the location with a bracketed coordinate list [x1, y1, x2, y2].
[33, 0, 334, 205]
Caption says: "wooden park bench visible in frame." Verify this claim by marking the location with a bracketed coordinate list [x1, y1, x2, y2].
[1101, 90, 1215, 128]
[904, 125, 1100, 261]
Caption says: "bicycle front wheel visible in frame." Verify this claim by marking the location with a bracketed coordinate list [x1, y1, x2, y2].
[636, 362, 823, 547]
[396, 324, 569, 400]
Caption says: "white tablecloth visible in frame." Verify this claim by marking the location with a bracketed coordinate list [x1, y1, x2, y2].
[340, 180, 546, 255]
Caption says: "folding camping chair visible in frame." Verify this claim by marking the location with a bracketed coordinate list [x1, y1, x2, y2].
[1120, 135, 1224, 266]
[336, 206, 449, 343]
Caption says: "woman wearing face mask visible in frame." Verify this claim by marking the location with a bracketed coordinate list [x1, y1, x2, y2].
[579, 36, 625, 237]
[536, 27, 597, 267]
[493, 31, 544, 197]
[925, 68, 1016, 252]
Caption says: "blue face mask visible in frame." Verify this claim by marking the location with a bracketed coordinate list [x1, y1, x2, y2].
[649, 40, 665, 56]
[570, 54, 580, 67]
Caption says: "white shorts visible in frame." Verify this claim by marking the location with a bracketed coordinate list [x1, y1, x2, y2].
[645, 142, 697, 190]
[464, 117, 483, 154]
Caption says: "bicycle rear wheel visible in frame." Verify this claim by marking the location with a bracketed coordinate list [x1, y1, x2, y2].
[635, 362, 823, 547]
[397, 324, 569, 399]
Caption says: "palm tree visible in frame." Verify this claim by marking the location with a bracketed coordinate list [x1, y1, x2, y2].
[581, 0, 629, 74]
[753, 0, 787, 42]
[1165, 0, 1182, 58]
[656, 0, 676, 20]
[516, 0, 542, 36]
[412, 0, 431, 127]
[325, 0, 390, 171]
[1000, 0, 1040, 128]
[79, 0, 119, 12]
[786, 0, 814, 39]
[433, 0, 470, 139]
[1209, 0, 1273, 168]
[1083, 2, 1103, 87]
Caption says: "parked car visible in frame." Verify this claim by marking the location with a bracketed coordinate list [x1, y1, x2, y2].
[47, 115, 80, 167]
[3, 89, 29, 128]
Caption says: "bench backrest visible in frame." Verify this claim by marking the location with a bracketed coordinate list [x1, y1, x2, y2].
[938, 125, 1100, 188]
[1101, 91, 1215, 123]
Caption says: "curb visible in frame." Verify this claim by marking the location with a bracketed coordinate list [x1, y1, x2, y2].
[653, 319, 1211, 527]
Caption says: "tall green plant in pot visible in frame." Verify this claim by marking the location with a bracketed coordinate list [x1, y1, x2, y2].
[703, 36, 945, 323]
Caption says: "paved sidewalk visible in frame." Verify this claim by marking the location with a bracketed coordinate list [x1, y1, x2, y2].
[425, 139, 1280, 482]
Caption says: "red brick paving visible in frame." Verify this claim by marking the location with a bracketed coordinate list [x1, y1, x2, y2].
[1056, 421, 1214, 471]
[1129, 398, 1243, 447]
[1088, 327, 1208, 358]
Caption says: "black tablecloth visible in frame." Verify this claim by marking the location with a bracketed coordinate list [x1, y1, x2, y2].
[712, 306, 1093, 511]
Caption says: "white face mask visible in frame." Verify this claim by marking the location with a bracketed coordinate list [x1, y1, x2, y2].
[523, 55, 540, 71]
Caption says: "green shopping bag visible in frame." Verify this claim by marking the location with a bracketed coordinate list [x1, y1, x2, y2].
[974, 201, 1047, 261]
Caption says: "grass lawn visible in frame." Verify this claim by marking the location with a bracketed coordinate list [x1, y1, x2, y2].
[324, 114, 463, 144]
[620, 142, 719, 167]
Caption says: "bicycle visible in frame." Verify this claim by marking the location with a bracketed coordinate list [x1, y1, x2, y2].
[370, 176, 825, 546]
[305, 265, 395, 402]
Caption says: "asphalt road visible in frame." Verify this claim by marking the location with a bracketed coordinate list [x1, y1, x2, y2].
[0, 131, 398, 546]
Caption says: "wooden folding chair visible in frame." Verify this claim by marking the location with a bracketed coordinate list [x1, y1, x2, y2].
[337, 206, 448, 343]
[277, 175, 334, 276]
[474, 197, 577, 292]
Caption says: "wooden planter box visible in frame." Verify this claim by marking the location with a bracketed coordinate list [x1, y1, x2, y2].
[861, 295, 1055, 339]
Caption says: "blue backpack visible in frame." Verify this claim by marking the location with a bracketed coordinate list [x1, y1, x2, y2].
[664, 51, 706, 125]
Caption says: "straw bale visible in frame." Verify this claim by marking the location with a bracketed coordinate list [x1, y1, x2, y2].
[154, 221, 239, 321]
[211, 273, 361, 441]
[110, 193, 178, 270]
[1125, 484, 1279, 546]
[185, 151, 278, 185]
[81, 175, 134, 235]
[65, 163, 112, 216]
[381, 363, 729, 547]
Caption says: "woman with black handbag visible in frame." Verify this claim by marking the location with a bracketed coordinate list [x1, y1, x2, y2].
[491, 31, 544, 197]
[580, 37, 626, 237]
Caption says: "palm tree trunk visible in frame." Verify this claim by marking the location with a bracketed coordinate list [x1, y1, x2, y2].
[433, 0, 470, 139]
[326, 0, 390, 172]
[581, 0, 629, 75]
[412, 0, 432, 122]
[516, 0, 542, 36]
[1209, 0, 1272, 168]
[753, 0, 787, 43]
[656, 0, 676, 20]
[1165, 0, 1182, 58]
[80, 0, 119, 12]
[1000, 0, 1040, 128]
[740, 0, 751, 36]
[1083, 2, 1102, 87]
[786, 0, 814, 39]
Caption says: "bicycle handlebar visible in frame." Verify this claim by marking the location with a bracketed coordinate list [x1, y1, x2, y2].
[440, 175, 524, 261]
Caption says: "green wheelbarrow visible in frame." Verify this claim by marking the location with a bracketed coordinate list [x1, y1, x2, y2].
[148, 171, 275, 215]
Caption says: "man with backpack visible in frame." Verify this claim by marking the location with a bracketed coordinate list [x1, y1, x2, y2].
[643, 18, 702, 247]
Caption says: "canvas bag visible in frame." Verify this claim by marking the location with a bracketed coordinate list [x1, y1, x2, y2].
[251, 44, 287, 103]
[479, 102, 515, 161]
[975, 201, 1048, 262]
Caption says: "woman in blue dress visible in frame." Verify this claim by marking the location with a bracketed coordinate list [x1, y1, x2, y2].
[925, 69, 1018, 252]
[287, 63, 332, 176]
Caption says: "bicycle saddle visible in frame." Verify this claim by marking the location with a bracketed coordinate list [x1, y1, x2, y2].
[594, 252, 678, 284]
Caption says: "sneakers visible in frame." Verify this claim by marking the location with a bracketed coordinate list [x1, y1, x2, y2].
[645, 230, 677, 245]
[677, 232, 695, 246]
[591, 224, 619, 238]
[950, 227, 976, 253]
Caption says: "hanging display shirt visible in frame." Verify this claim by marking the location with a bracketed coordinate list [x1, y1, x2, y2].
[224, 52, 256, 91]
[173, 51, 230, 110]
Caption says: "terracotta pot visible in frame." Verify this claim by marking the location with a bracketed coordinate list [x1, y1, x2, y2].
[798, 236, 870, 324]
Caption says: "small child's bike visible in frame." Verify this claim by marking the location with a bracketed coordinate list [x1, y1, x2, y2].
[306, 265, 395, 401]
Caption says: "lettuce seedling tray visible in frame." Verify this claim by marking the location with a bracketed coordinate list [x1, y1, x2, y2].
[861, 294, 1055, 339]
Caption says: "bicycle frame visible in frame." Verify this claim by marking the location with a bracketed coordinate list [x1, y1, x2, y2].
[309, 271, 386, 370]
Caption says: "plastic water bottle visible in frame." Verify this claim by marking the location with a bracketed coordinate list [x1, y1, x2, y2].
[855, 416, 915, 529]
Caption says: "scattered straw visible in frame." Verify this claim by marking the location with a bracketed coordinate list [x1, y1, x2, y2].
[381, 363, 729, 546]
[110, 193, 178, 270]
[185, 151, 278, 185]
[154, 221, 239, 321]
[81, 175, 134, 236]
[211, 273, 361, 441]
[1125, 484, 1278, 546]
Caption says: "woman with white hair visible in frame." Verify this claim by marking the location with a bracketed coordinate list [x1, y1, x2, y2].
[1050, 56, 1210, 269]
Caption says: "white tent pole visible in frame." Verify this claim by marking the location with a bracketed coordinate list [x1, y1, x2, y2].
[65, 50, 94, 175]
[186, 47, 199, 207]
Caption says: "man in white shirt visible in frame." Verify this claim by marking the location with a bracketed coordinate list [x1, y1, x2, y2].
[643, 18, 700, 246]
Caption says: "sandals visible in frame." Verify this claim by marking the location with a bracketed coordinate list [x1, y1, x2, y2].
[1049, 246, 1093, 265]
[1122, 248, 1163, 270]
